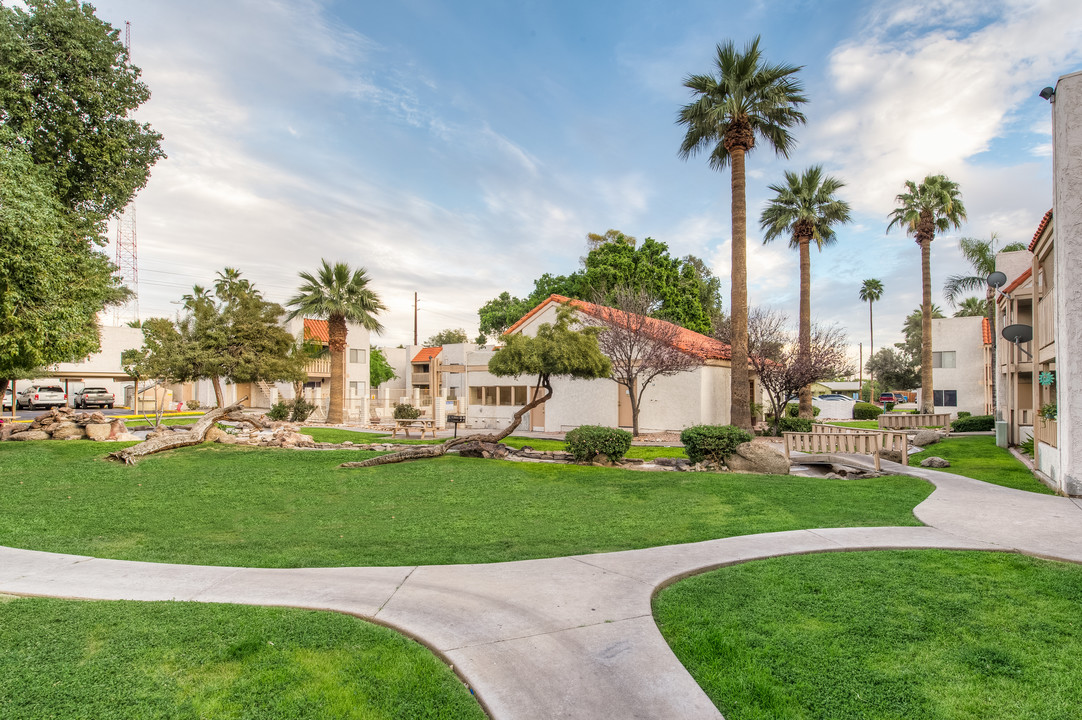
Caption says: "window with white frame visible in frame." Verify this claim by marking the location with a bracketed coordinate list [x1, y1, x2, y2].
[349, 381, 366, 396]
[349, 349, 367, 364]
[932, 389, 957, 406]
[931, 351, 956, 368]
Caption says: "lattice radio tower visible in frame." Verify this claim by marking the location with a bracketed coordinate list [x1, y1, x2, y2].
[113, 20, 139, 327]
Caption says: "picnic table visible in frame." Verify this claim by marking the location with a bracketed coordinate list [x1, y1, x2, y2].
[393, 417, 437, 439]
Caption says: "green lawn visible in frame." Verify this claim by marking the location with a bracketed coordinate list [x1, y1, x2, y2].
[823, 420, 880, 429]
[654, 550, 1082, 720]
[0, 441, 930, 567]
[0, 596, 483, 720]
[908, 436, 1054, 494]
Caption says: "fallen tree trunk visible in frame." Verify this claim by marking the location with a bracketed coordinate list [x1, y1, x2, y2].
[107, 399, 248, 465]
[341, 384, 551, 469]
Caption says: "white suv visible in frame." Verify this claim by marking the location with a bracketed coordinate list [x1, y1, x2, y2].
[16, 385, 67, 409]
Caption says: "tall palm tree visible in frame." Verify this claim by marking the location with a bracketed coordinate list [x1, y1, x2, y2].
[760, 165, 851, 418]
[859, 278, 884, 396]
[953, 296, 989, 317]
[678, 36, 807, 430]
[286, 261, 386, 425]
[887, 175, 966, 413]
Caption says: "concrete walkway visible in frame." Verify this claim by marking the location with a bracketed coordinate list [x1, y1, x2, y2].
[2, 460, 1081, 719]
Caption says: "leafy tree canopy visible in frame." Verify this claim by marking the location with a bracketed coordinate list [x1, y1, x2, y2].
[425, 328, 469, 346]
[370, 348, 397, 388]
[488, 307, 611, 383]
[866, 347, 920, 391]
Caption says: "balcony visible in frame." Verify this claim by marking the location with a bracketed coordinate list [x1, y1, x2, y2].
[412, 372, 431, 386]
[304, 359, 331, 377]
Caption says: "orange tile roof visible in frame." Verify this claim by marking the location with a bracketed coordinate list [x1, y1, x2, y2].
[1029, 209, 1053, 252]
[506, 294, 733, 361]
[303, 318, 329, 343]
[982, 316, 992, 345]
[412, 347, 442, 363]
[1001, 267, 1032, 295]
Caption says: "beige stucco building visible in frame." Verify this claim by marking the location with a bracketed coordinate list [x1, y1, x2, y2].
[923, 316, 992, 418]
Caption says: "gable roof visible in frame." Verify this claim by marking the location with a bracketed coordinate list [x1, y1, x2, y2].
[506, 294, 733, 361]
[982, 316, 992, 345]
[303, 318, 329, 343]
[1029, 209, 1053, 252]
[412, 347, 442, 363]
[1001, 267, 1032, 295]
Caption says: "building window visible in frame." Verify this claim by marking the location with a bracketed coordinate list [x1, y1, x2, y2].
[513, 386, 528, 405]
[349, 381, 366, 396]
[932, 390, 957, 406]
[349, 349, 367, 364]
[931, 351, 956, 369]
[470, 386, 483, 404]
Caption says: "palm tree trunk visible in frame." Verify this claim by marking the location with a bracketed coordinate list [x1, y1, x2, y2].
[868, 300, 875, 394]
[729, 146, 751, 431]
[798, 236, 813, 419]
[921, 237, 934, 413]
[327, 314, 347, 424]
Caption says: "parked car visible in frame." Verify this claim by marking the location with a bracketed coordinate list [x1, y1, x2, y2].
[74, 386, 115, 409]
[818, 394, 856, 402]
[16, 385, 67, 409]
[879, 392, 905, 404]
[2, 388, 11, 411]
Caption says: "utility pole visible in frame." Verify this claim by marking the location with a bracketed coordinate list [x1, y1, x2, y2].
[413, 292, 418, 346]
[858, 342, 863, 401]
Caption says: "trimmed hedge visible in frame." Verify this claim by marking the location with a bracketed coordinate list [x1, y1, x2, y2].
[785, 404, 821, 418]
[950, 414, 995, 432]
[853, 402, 883, 420]
[680, 425, 752, 465]
[778, 417, 813, 433]
[565, 425, 633, 462]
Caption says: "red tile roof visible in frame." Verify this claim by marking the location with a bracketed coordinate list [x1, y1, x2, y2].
[1001, 267, 1032, 295]
[506, 294, 733, 361]
[303, 318, 329, 343]
[982, 316, 992, 345]
[412, 347, 442, 363]
[1029, 209, 1053, 252]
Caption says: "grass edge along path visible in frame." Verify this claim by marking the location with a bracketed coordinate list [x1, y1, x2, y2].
[654, 549, 1082, 720]
[0, 442, 930, 568]
[908, 435, 1054, 495]
[0, 595, 485, 720]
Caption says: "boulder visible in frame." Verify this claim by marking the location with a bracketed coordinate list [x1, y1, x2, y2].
[912, 430, 940, 447]
[10, 429, 49, 441]
[456, 441, 509, 459]
[920, 456, 951, 468]
[725, 441, 790, 475]
[85, 423, 112, 441]
[107, 420, 128, 439]
[51, 423, 86, 440]
[877, 449, 905, 464]
[205, 426, 228, 443]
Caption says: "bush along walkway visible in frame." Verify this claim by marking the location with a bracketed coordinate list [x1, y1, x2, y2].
[2, 460, 1081, 719]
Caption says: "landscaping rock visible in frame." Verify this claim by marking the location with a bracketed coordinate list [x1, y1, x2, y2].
[84, 423, 112, 441]
[456, 441, 509, 459]
[50, 423, 86, 440]
[10, 429, 49, 441]
[877, 449, 905, 464]
[725, 441, 790, 475]
[920, 456, 951, 468]
[204, 426, 228, 443]
[912, 430, 940, 447]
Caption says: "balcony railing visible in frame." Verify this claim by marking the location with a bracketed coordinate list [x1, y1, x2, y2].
[1037, 287, 1055, 350]
[304, 359, 331, 376]
[412, 372, 431, 385]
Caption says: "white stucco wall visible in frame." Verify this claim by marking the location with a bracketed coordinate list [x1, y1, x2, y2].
[1053, 70, 1082, 495]
[930, 316, 987, 417]
[23, 325, 145, 402]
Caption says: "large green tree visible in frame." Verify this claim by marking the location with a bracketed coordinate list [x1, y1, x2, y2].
[370, 348, 397, 389]
[953, 297, 989, 318]
[887, 175, 967, 413]
[0, 1, 163, 397]
[287, 261, 386, 424]
[759, 165, 851, 418]
[859, 278, 884, 387]
[425, 328, 469, 346]
[678, 37, 807, 430]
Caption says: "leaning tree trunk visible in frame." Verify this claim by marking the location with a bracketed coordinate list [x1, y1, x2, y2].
[727, 141, 751, 431]
[327, 315, 347, 425]
[341, 381, 553, 468]
[211, 377, 224, 408]
[920, 234, 935, 414]
[797, 236, 814, 419]
[108, 399, 248, 464]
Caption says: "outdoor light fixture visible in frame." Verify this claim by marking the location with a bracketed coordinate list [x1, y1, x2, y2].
[1002, 323, 1033, 359]
[1039, 86, 1056, 101]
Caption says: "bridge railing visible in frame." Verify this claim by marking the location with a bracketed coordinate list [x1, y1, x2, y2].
[783, 431, 881, 471]
[811, 424, 908, 461]
[877, 413, 951, 432]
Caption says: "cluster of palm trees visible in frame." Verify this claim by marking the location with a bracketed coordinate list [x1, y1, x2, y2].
[677, 37, 980, 423]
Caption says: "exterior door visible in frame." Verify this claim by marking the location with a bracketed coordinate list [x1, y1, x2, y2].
[530, 386, 546, 431]
[618, 384, 633, 427]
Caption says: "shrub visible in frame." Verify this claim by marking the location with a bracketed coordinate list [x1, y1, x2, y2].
[1040, 403, 1057, 421]
[785, 404, 821, 417]
[777, 417, 813, 433]
[1019, 436, 1035, 458]
[267, 401, 290, 421]
[853, 402, 883, 420]
[565, 425, 633, 462]
[290, 399, 315, 422]
[393, 403, 421, 420]
[884, 402, 895, 413]
[957, 411, 971, 419]
[680, 425, 752, 465]
[950, 414, 995, 432]
[186, 399, 201, 411]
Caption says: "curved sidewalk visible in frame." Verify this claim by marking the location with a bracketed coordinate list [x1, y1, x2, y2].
[2, 462, 1080, 720]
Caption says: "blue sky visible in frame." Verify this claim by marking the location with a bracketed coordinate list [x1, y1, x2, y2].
[91, 0, 1082, 362]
